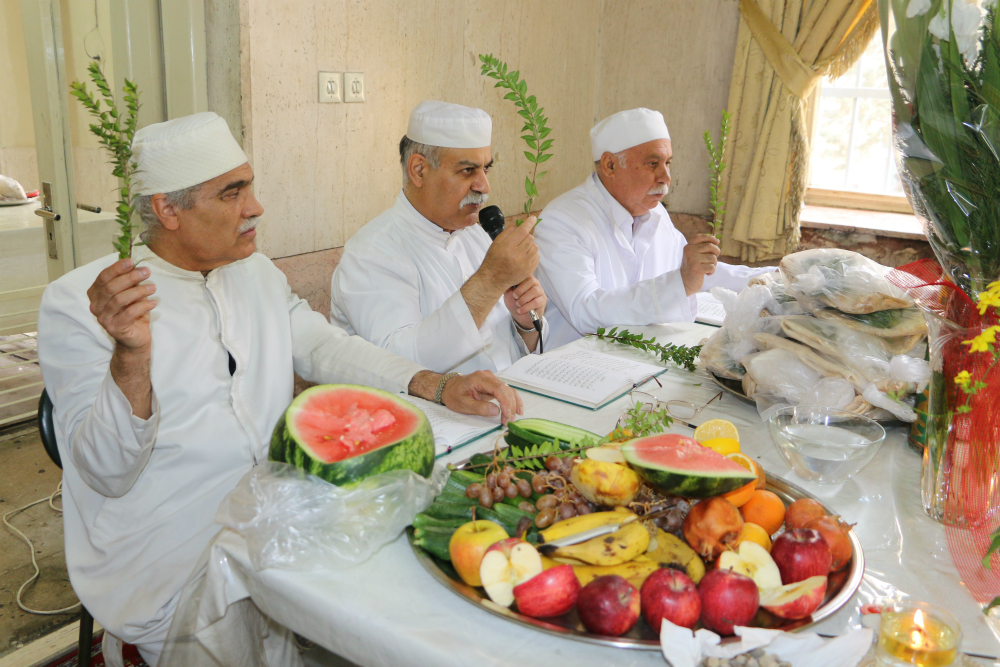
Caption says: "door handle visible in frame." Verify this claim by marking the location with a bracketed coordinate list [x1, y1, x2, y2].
[34, 182, 60, 259]
[76, 203, 101, 213]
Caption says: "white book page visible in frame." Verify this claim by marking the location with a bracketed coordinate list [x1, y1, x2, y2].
[696, 292, 727, 326]
[499, 348, 663, 406]
[399, 395, 500, 455]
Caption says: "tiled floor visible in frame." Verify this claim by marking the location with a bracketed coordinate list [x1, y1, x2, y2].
[0, 423, 77, 659]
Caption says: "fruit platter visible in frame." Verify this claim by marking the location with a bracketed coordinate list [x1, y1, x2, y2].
[407, 417, 864, 650]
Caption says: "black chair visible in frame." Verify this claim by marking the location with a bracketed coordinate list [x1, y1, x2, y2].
[37, 389, 96, 664]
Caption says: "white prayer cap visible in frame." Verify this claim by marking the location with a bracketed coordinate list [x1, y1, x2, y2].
[131, 112, 248, 195]
[590, 108, 671, 161]
[405, 101, 492, 149]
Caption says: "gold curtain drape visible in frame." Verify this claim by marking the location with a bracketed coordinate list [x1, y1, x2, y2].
[718, 0, 879, 263]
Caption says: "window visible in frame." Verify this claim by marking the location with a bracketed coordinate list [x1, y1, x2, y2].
[807, 37, 911, 214]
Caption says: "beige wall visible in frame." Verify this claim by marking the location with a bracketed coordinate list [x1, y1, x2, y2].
[216, 0, 744, 259]
[0, 0, 38, 191]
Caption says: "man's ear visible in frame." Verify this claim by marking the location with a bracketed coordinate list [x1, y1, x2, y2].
[150, 193, 181, 231]
[598, 152, 616, 179]
[407, 153, 428, 189]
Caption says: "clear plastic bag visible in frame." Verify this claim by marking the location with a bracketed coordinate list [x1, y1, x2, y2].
[800, 377, 857, 411]
[747, 271, 806, 316]
[780, 249, 914, 314]
[698, 327, 744, 380]
[215, 462, 448, 571]
[709, 285, 785, 363]
[741, 348, 826, 418]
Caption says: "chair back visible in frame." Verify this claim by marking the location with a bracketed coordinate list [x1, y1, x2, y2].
[37, 388, 61, 469]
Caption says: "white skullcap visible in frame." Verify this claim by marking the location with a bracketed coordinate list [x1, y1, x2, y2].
[590, 108, 671, 161]
[406, 101, 492, 149]
[131, 112, 248, 195]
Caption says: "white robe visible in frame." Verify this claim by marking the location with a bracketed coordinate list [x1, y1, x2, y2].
[330, 191, 547, 374]
[535, 173, 772, 348]
[36, 245, 422, 650]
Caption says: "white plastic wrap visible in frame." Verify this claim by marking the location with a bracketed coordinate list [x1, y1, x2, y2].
[800, 377, 857, 410]
[780, 249, 914, 314]
[862, 383, 919, 423]
[0, 174, 26, 201]
[741, 348, 825, 418]
[698, 327, 744, 380]
[215, 462, 448, 571]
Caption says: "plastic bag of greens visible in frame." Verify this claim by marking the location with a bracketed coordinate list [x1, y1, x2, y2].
[215, 461, 448, 571]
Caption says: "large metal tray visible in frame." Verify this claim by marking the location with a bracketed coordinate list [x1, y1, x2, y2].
[408, 463, 865, 651]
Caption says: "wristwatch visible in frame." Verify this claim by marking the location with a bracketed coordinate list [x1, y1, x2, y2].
[434, 372, 461, 405]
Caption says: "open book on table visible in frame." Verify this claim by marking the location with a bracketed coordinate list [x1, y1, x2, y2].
[695, 291, 726, 327]
[498, 347, 666, 410]
[399, 394, 502, 457]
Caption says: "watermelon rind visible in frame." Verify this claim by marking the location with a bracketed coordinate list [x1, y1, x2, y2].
[621, 434, 756, 498]
[269, 384, 434, 488]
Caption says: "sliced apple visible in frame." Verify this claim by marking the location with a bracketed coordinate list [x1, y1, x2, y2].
[759, 575, 828, 619]
[717, 541, 782, 592]
[479, 540, 543, 607]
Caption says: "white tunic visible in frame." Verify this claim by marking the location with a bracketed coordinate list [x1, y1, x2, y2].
[36, 245, 422, 647]
[330, 192, 547, 374]
[535, 173, 772, 348]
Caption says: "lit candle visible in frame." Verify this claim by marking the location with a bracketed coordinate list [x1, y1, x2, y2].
[877, 602, 962, 667]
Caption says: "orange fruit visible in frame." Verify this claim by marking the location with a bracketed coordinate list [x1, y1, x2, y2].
[739, 490, 786, 536]
[721, 480, 755, 507]
[727, 453, 765, 487]
[734, 522, 772, 552]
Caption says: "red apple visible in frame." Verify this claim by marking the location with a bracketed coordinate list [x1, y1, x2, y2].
[770, 529, 832, 585]
[513, 564, 580, 618]
[697, 568, 759, 635]
[640, 569, 701, 631]
[577, 575, 641, 636]
[759, 575, 828, 619]
[448, 520, 509, 587]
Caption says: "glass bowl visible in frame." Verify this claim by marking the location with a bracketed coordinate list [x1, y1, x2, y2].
[768, 406, 886, 484]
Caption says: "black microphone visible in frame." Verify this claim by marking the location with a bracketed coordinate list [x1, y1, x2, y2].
[478, 205, 543, 348]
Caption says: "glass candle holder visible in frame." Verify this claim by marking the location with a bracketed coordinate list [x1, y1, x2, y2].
[876, 601, 962, 667]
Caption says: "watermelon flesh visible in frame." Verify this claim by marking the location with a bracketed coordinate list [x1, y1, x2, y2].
[270, 385, 434, 487]
[621, 433, 756, 498]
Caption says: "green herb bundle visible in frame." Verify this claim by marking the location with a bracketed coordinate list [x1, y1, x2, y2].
[70, 62, 141, 259]
[591, 327, 702, 372]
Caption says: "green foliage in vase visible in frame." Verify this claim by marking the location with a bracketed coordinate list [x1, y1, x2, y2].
[591, 327, 702, 372]
[70, 62, 141, 260]
[703, 110, 731, 239]
[478, 54, 553, 218]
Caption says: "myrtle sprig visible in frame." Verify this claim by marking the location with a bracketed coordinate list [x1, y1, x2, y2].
[478, 54, 553, 217]
[70, 62, 141, 259]
[607, 402, 673, 442]
[591, 327, 702, 372]
[703, 110, 732, 239]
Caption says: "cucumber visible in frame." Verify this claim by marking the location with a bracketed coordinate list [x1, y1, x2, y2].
[469, 453, 492, 468]
[505, 419, 601, 450]
[450, 469, 485, 487]
[413, 530, 452, 561]
[422, 502, 479, 522]
[412, 513, 465, 531]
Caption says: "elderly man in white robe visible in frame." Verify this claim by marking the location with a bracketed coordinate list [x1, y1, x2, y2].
[535, 108, 772, 348]
[36, 112, 521, 666]
[330, 101, 549, 374]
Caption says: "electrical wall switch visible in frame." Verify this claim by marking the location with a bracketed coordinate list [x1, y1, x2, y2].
[344, 73, 365, 102]
[318, 72, 342, 103]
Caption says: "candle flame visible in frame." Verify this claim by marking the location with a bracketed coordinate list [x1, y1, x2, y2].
[914, 609, 925, 629]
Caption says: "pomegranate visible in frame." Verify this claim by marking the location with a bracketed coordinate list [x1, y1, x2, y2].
[784, 499, 826, 530]
[682, 497, 743, 561]
[804, 515, 854, 571]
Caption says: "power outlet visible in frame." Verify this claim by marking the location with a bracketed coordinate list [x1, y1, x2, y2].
[318, 72, 342, 103]
[344, 73, 365, 102]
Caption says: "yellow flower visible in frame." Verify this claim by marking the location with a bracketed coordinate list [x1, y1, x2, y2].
[954, 370, 972, 387]
[978, 295, 1000, 315]
[963, 328, 997, 353]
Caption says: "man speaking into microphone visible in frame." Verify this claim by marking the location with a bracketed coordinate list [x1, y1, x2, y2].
[330, 101, 548, 374]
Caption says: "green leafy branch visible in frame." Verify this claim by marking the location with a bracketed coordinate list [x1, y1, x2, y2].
[70, 62, 141, 259]
[591, 327, 702, 372]
[703, 110, 732, 239]
[608, 402, 673, 442]
[478, 54, 553, 217]
[465, 440, 597, 471]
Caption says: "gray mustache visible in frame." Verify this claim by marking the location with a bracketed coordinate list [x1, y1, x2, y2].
[461, 192, 489, 207]
[237, 216, 260, 233]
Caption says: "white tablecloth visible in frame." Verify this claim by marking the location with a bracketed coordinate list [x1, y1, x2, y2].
[197, 323, 1000, 664]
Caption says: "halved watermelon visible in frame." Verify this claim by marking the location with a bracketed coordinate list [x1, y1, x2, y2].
[621, 433, 757, 498]
[269, 384, 434, 487]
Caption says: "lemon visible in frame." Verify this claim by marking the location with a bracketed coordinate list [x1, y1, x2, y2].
[699, 436, 741, 456]
[693, 418, 739, 443]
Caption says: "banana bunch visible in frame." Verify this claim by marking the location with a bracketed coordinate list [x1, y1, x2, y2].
[538, 511, 705, 588]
